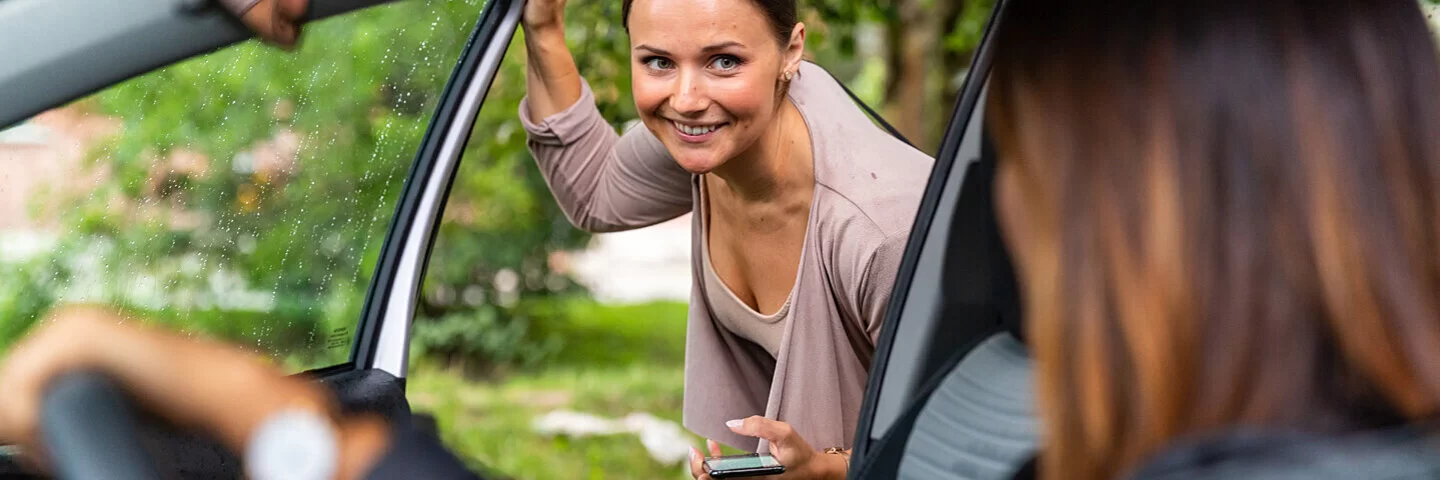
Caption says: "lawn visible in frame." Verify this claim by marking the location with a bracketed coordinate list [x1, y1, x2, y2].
[408, 299, 727, 479]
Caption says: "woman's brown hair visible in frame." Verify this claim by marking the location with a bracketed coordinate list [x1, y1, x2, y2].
[622, 0, 797, 46]
[988, 1, 1440, 478]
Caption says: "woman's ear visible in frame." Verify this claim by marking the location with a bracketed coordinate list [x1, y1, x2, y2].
[784, 23, 807, 76]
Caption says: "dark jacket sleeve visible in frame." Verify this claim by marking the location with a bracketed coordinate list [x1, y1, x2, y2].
[362, 421, 483, 480]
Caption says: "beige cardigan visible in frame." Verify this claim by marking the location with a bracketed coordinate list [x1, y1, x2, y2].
[519, 61, 933, 452]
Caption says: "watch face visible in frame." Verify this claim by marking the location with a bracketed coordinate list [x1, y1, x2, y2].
[245, 409, 339, 480]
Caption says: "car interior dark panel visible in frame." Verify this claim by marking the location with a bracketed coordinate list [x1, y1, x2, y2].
[0, 452, 37, 479]
[0, 0, 394, 130]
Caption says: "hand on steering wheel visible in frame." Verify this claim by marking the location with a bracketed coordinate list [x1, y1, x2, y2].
[0, 306, 389, 480]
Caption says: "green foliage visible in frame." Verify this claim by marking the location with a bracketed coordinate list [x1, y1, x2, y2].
[530, 298, 689, 368]
[4, 1, 490, 364]
[946, 0, 998, 55]
[411, 302, 564, 376]
[0, 260, 58, 349]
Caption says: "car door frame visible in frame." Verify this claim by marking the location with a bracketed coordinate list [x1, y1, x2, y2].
[349, 0, 523, 379]
[0, 0, 391, 130]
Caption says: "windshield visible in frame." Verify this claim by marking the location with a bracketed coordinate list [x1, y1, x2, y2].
[0, 1, 483, 371]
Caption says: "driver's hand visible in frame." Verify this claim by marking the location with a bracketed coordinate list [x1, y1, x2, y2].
[0, 306, 389, 479]
[235, 0, 310, 48]
[0, 307, 114, 454]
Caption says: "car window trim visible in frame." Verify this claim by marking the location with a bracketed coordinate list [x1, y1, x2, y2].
[349, 0, 522, 378]
[0, 0, 391, 130]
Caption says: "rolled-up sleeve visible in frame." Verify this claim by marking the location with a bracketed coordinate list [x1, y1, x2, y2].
[519, 79, 693, 233]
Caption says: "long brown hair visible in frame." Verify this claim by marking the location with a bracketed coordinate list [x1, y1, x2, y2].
[988, 1, 1440, 478]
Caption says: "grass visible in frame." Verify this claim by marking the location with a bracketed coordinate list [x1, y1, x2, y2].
[534, 298, 689, 368]
[408, 299, 744, 479]
[409, 363, 696, 479]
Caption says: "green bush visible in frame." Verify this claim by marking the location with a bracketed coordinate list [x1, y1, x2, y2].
[412, 301, 565, 377]
[0, 259, 57, 350]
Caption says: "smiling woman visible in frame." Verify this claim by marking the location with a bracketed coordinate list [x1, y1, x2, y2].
[517, 0, 935, 478]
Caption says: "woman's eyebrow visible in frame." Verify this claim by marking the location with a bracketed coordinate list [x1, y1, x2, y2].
[700, 41, 744, 53]
[634, 45, 671, 56]
[633, 42, 746, 56]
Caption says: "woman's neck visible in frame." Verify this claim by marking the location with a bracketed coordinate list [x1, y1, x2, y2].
[708, 99, 813, 205]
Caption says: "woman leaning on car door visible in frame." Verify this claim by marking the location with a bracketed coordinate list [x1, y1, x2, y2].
[236, 0, 933, 477]
[519, 0, 931, 478]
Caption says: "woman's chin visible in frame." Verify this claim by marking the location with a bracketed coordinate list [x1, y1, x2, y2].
[672, 154, 728, 175]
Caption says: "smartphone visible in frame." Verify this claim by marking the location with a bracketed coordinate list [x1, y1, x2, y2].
[703, 453, 786, 478]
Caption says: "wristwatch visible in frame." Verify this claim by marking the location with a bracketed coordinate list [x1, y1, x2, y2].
[244, 401, 340, 480]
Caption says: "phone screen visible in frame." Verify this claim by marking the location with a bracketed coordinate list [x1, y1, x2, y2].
[705, 454, 781, 471]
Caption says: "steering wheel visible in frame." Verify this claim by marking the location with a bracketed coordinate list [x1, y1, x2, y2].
[38, 372, 162, 480]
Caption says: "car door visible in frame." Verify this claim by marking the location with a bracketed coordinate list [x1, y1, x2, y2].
[0, 0, 521, 477]
[849, 1, 1026, 478]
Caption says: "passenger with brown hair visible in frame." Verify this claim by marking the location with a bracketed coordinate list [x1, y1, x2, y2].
[989, 0, 1440, 478]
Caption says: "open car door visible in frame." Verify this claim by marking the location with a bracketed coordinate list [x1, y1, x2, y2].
[849, 1, 1035, 479]
[0, 0, 522, 477]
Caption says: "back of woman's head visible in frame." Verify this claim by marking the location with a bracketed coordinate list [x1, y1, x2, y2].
[987, 1, 1440, 478]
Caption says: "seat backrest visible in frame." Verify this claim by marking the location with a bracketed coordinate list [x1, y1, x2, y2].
[897, 332, 1036, 480]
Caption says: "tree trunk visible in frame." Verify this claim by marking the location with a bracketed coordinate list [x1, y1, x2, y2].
[935, 0, 970, 144]
[881, 0, 968, 154]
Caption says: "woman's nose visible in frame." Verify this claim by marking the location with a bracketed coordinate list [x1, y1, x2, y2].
[669, 70, 710, 115]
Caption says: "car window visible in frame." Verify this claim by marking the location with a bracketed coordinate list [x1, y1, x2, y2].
[0, 1, 485, 372]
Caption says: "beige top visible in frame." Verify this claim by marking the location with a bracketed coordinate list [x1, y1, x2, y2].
[519, 61, 933, 452]
[699, 182, 793, 358]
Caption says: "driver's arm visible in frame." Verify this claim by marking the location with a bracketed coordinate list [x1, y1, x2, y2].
[0, 307, 479, 479]
[221, 0, 308, 47]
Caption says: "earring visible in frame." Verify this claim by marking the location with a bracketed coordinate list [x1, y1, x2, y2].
[783, 70, 795, 81]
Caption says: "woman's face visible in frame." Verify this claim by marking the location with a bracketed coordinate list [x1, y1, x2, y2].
[627, 0, 800, 174]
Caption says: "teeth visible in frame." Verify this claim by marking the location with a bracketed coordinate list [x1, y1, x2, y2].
[676, 122, 720, 136]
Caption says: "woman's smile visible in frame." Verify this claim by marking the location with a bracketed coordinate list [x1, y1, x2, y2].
[672, 120, 729, 143]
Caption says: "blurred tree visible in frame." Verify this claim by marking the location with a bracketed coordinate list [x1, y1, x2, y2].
[810, 0, 995, 151]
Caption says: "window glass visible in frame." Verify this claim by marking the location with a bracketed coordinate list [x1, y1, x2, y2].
[0, 0, 486, 371]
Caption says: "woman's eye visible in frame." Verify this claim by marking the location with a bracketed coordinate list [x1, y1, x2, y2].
[644, 57, 674, 70]
[711, 56, 741, 71]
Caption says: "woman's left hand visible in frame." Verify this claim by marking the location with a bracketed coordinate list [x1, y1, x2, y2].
[687, 416, 847, 479]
